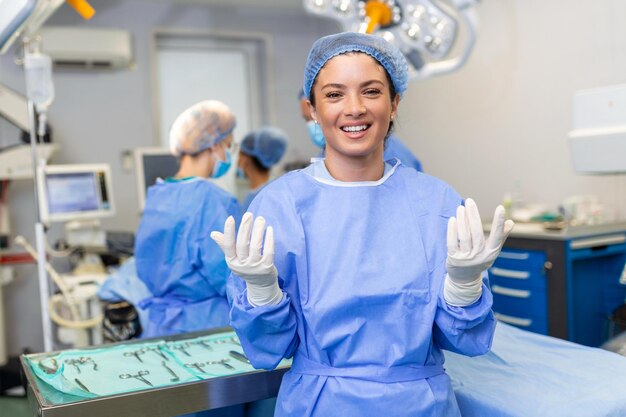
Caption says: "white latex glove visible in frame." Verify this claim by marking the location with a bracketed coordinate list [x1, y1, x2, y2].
[210, 212, 283, 307]
[444, 198, 514, 306]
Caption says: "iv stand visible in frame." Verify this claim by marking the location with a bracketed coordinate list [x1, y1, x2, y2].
[24, 37, 53, 353]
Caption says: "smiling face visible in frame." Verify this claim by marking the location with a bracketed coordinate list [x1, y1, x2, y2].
[309, 52, 399, 164]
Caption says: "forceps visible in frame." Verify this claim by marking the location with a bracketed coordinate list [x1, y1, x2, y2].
[185, 362, 207, 373]
[124, 350, 145, 363]
[195, 340, 213, 351]
[65, 357, 98, 373]
[207, 359, 234, 370]
[170, 342, 192, 357]
[162, 361, 179, 382]
[119, 370, 153, 387]
[144, 346, 169, 361]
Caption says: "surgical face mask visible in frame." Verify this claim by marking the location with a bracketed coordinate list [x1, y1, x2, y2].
[306, 120, 325, 148]
[211, 149, 232, 178]
[236, 167, 247, 180]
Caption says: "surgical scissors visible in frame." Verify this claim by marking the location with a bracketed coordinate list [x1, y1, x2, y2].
[119, 370, 153, 387]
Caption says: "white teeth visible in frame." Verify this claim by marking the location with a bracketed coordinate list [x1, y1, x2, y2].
[342, 125, 368, 132]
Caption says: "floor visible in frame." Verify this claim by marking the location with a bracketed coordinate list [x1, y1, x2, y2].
[0, 395, 30, 417]
[1, 356, 31, 417]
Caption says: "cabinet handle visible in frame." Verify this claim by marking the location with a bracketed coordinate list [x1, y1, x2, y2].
[570, 234, 626, 250]
[492, 285, 531, 298]
[494, 312, 532, 327]
[498, 252, 530, 260]
[489, 267, 530, 280]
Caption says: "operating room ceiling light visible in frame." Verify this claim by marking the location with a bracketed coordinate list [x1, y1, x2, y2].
[303, 0, 480, 81]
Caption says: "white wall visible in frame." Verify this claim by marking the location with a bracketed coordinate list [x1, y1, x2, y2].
[396, 0, 626, 220]
[0, 0, 338, 355]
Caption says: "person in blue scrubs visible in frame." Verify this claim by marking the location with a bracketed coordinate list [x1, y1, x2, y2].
[212, 33, 514, 417]
[299, 89, 423, 171]
[134, 100, 241, 339]
[237, 126, 288, 212]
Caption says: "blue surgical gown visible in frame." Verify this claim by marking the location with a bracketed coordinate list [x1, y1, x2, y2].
[97, 257, 151, 330]
[135, 177, 241, 338]
[228, 159, 495, 417]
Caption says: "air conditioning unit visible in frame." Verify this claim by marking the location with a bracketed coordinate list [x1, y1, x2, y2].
[37, 26, 132, 69]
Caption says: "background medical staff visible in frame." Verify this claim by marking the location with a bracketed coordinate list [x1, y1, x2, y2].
[299, 88, 423, 171]
[237, 126, 288, 211]
[212, 32, 513, 417]
[134, 100, 241, 340]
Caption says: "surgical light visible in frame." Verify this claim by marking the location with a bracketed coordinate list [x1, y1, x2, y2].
[333, 0, 353, 15]
[303, 0, 480, 81]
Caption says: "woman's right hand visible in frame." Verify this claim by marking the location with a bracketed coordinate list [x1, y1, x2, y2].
[211, 212, 282, 306]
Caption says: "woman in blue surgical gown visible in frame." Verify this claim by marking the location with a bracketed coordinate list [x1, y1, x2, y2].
[211, 32, 514, 417]
[135, 100, 241, 339]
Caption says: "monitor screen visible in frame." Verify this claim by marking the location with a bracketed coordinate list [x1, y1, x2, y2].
[134, 148, 179, 211]
[37, 164, 115, 224]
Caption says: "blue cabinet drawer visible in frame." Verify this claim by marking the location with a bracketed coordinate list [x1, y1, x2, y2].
[488, 266, 546, 290]
[491, 284, 547, 318]
[491, 248, 547, 289]
[494, 248, 546, 270]
[494, 312, 548, 335]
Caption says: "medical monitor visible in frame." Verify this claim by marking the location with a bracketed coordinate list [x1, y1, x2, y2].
[37, 163, 115, 224]
[134, 148, 179, 211]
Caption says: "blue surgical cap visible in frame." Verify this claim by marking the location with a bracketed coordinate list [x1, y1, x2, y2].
[303, 32, 408, 100]
[240, 126, 288, 169]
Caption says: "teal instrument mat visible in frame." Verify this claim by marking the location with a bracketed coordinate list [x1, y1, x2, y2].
[25, 331, 289, 399]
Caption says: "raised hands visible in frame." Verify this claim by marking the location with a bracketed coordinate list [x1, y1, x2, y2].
[211, 212, 282, 307]
[444, 198, 514, 305]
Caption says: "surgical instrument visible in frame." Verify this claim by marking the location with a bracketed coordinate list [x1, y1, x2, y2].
[161, 361, 179, 382]
[196, 340, 213, 351]
[229, 350, 250, 365]
[207, 359, 234, 370]
[185, 362, 207, 373]
[74, 378, 91, 393]
[213, 336, 240, 346]
[123, 350, 145, 363]
[38, 357, 58, 374]
[170, 342, 192, 357]
[144, 346, 169, 361]
[119, 370, 153, 387]
[65, 357, 97, 373]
